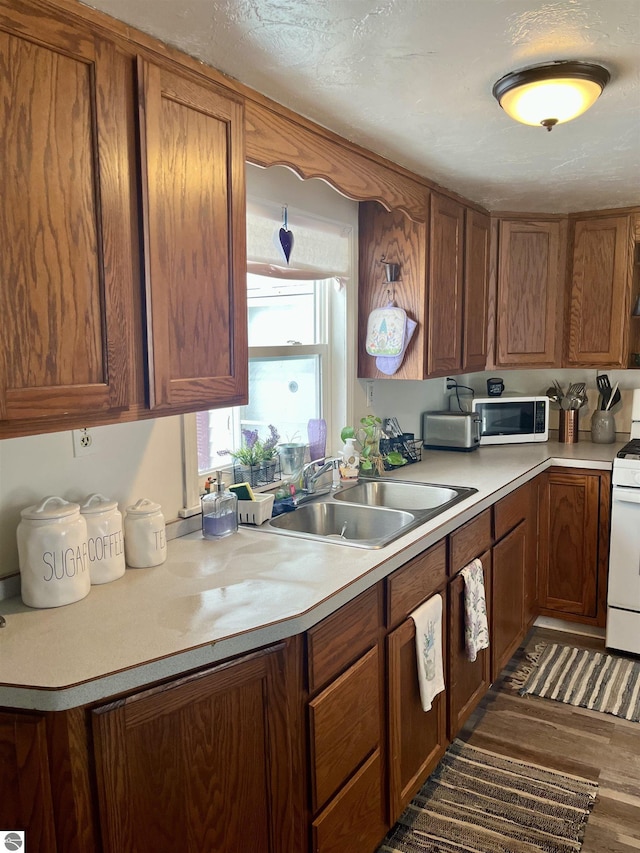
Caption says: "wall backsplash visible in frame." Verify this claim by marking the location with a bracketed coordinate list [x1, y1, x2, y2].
[0, 417, 184, 580]
[362, 367, 639, 442]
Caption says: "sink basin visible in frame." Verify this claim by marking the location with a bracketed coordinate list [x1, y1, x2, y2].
[250, 478, 478, 549]
[333, 478, 477, 514]
[264, 501, 418, 549]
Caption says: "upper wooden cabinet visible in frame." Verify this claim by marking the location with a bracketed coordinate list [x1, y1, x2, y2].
[428, 193, 465, 376]
[0, 11, 132, 421]
[566, 213, 634, 367]
[137, 59, 248, 411]
[358, 196, 487, 380]
[463, 209, 490, 372]
[495, 219, 565, 367]
[357, 201, 428, 380]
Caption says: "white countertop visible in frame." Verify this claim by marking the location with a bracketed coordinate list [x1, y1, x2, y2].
[0, 440, 622, 710]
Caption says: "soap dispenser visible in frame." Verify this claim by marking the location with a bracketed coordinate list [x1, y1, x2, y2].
[201, 472, 238, 540]
[339, 437, 360, 481]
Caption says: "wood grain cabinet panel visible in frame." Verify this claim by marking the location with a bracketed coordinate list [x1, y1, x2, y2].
[538, 469, 608, 624]
[309, 647, 380, 812]
[428, 193, 465, 375]
[566, 214, 633, 367]
[387, 599, 448, 823]
[91, 645, 295, 853]
[137, 58, 248, 411]
[491, 523, 526, 679]
[312, 750, 387, 853]
[307, 585, 380, 693]
[0, 17, 132, 421]
[449, 509, 492, 575]
[357, 201, 428, 380]
[0, 711, 57, 853]
[447, 551, 492, 738]
[496, 219, 564, 367]
[386, 540, 447, 628]
[463, 209, 490, 372]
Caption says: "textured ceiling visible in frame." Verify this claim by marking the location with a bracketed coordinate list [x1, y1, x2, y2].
[85, 0, 640, 213]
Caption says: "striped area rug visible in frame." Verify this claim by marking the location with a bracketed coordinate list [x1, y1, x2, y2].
[512, 642, 640, 722]
[378, 739, 597, 853]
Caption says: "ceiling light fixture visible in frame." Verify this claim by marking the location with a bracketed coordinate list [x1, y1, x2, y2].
[492, 61, 610, 131]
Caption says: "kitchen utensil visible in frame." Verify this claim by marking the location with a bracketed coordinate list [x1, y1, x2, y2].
[605, 382, 619, 411]
[608, 386, 622, 409]
[596, 374, 612, 409]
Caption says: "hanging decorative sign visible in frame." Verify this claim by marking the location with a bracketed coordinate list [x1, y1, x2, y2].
[278, 205, 294, 264]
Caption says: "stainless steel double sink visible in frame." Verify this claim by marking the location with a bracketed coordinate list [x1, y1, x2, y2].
[251, 478, 477, 549]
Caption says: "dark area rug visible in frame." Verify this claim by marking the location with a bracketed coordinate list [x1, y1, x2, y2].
[509, 642, 640, 723]
[378, 738, 597, 853]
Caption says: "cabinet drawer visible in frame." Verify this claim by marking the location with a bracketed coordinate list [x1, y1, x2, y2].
[494, 482, 532, 541]
[387, 540, 447, 627]
[309, 646, 380, 812]
[449, 508, 492, 574]
[312, 749, 387, 853]
[307, 585, 380, 693]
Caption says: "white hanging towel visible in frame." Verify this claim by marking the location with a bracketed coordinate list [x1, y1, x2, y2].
[410, 593, 445, 712]
[460, 558, 490, 663]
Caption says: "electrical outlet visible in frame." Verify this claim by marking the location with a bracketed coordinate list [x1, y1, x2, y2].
[366, 381, 374, 408]
[444, 377, 457, 392]
[72, 427, 98, 458]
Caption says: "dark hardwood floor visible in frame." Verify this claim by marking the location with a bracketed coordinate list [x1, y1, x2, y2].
[458, 627, 640, 853]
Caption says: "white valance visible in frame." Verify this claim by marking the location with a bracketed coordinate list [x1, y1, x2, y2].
[247, 197, 351, 279]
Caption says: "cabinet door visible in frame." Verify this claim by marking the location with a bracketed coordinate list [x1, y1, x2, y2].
[0, 16, 131, 421]
[566, 215, 632, 367]
[496, 219, 564, 367]
[428, 193, 465, 375]
[387, 603, 448, 823]
[0, 711, 57, 852]
[92, 645, 294, 853]
[447, 551, 491, 739]
[463, 209, 490, 372]
[491, 523, 526, 679]
[538, 470, 601, 620]
[357, 201, 428, 380]
[138, 59, 248, 411]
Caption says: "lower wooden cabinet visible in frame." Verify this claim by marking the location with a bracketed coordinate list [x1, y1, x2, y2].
[91, 644, 295, 853]
[538, 468, 610, 626]
[0, 711, 57, 853]
[387, 599, 448, 824]
[491, 522, 526, 679]
[447, 550, 492, 738]
[305, 586, 386, 853]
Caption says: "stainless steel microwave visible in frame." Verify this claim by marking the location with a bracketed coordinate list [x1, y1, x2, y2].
[471, 395, 549, 445]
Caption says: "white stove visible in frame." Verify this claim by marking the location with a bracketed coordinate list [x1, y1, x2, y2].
[606, 392, 640, 655]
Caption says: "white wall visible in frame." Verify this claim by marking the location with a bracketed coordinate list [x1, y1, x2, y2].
[0, 417, 184, 578]
[363, 367, 639, 440]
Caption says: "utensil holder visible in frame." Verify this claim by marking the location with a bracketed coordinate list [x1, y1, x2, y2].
[590, 410, 616, 444]
[559, 409, 579, 444]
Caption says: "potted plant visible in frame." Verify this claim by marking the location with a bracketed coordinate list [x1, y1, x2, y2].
[258, 424, 280, 482]
[218, 425, 281, 485]
[340, 416, 406, 476]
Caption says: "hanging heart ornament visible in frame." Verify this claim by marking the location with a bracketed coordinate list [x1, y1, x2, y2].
[278, 205, 294, 263]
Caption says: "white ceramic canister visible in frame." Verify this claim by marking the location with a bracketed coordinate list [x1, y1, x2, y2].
[17, 496, 91, 608]
[124, 498, 167, 568]
[80, 493, 126, 584]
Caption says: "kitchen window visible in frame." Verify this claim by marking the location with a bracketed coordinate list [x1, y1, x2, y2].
[182, 175, 356, 514]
